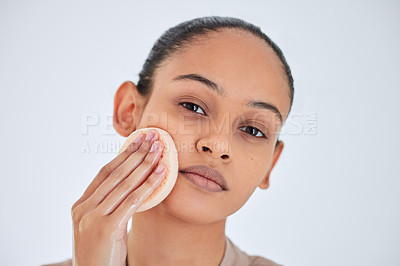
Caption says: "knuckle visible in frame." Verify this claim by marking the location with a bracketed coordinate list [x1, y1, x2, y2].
[141, 160, 152, 170]
[137, 143, 151, 155]
[99, 165, 111, 176]
[71, 204, 83, 223]
[79, 214, 89, 226]
[111, 167, 124, 179]
[142, 156, 156, 169]
[79, 213, 95, 229]
[119, 180, 132, 191]
[135, 149, 147, 158]
[144, 174, 158, 187]
[123, 144, 136, 153]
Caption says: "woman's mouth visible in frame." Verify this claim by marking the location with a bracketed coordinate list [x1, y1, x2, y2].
[179, 165, 228, 193]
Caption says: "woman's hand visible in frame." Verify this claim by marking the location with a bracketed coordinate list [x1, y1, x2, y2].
[71, 129, 166, 266]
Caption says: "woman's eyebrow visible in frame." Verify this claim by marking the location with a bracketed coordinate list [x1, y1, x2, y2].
[246, 100, 283, 123]
[172, 73, 227, 97]
[172, 73, 283, 123]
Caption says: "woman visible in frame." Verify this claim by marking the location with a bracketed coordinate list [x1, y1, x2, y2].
[46, 16, 294, 266]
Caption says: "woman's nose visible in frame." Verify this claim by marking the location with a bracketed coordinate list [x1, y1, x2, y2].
[196, 138, 232, 161]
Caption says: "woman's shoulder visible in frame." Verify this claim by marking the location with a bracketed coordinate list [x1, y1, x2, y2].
[42, 258, 72, 266]
[220, 236, 282, 266]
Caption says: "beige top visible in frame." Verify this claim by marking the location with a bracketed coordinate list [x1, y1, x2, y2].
[42, 236, 281, 266]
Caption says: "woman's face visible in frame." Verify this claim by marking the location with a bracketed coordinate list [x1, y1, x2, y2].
[115, 29, 290, 224]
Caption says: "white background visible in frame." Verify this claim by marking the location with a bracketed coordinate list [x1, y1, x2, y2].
[1, 1, 399, 265]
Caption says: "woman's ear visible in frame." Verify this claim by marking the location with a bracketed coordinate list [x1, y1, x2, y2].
[113, 81, 146, 137]
[258, 140, 284, 190]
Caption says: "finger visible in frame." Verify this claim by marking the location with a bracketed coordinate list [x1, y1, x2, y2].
[97, 140, 164, 215]
[77, 129, 159, 214]
[71, 132, 146, 211]
[112, 162, 167, 225]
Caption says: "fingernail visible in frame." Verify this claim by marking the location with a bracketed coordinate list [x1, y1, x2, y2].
[150, 141, 160, 152]
[155, 163, 165, 173]
[145, 129, 155, 141]
[132, 132, 144, 143]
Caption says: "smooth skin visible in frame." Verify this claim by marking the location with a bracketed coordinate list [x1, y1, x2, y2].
[72, 28, 290, 265]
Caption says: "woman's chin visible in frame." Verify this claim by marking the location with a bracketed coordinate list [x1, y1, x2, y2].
[156, 172, 230, 224]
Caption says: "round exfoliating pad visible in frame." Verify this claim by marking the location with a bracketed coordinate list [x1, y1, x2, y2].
[118, 127, 178, 212]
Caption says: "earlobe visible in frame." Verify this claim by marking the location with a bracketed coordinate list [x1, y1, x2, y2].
[258, 140, 284, 190]
[113, 81, 144, 137]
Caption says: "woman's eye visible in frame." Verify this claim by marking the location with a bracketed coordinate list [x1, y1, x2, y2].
[239, 126, 266, 139]
[180, 102, 206, 115]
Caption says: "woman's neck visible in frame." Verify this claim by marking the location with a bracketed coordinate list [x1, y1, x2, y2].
[126, 204, 227, 266]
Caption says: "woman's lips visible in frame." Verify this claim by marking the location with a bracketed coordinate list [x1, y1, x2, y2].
[180, 171, 225, 192]
[179, 165, 228, 192]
